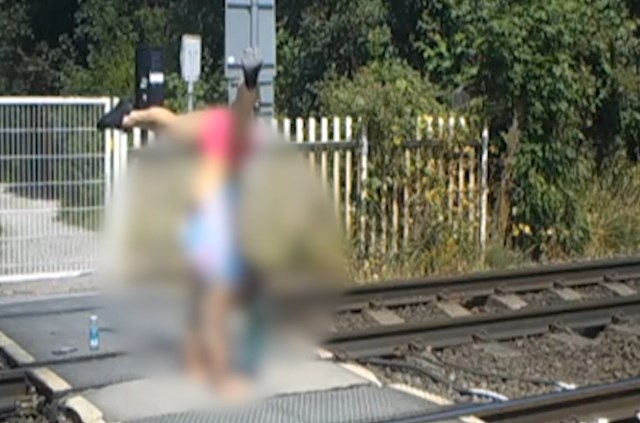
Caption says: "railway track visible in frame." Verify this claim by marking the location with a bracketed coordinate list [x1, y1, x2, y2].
[339, 257, 640, 312]
[0, 368, 44, 422]
[386, 376, 640, 423]
[325, 294, 640, 358]
[326, 257, 640, 422]
[327, 257, 640, 360]
[332, 256, 640, 337]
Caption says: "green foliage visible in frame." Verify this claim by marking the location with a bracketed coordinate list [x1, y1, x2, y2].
[484, 242, 528, 271]
[164, 72, 226, 113]
[321, 59, 482, 275]
[63, 0, 169, 96]
[62, 0, 226, 103]
[393, 0, 640, 257]
[320, 58, 443, 143]
[0, 0, 68, 94]
[276, 0, 391, 115]
[4, 0, 640, 270]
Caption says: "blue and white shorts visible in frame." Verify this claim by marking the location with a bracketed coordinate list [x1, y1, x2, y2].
[181, 184, 245, 288]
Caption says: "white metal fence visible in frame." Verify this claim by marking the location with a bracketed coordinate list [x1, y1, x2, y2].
[269, 116, 490, 257]
[0, 97, 112, 281]
[0, 96, 490, 281]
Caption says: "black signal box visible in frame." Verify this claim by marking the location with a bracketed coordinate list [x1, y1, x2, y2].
[135, 45, 165, 109]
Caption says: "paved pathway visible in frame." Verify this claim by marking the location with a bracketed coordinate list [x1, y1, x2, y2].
[0, 184, 98, 278]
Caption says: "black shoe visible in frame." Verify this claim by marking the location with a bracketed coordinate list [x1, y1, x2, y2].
[97, 99, 134, 130]
[242, 48, 263, 90]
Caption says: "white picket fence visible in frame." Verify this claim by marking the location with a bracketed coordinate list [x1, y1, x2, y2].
[265, 116, 490, 256]
[0, 96, 490, 281]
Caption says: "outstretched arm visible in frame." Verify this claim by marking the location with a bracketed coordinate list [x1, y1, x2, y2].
[122, 107, 209, 143]
[121, 82, 259, 147]
[124, 48, 262, 141]
[121, 76, 259, 144]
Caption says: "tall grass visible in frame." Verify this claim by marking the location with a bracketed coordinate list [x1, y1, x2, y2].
[582, 163, 640, 258]
[349, 158, 640, 283]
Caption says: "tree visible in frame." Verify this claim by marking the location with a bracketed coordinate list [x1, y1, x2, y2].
[62, 0, 166, 96]
[276, 0, 391, 115]
[395, 0, 640, 257]
[0, 0, 37, 93]
[61, 0, 227, 107]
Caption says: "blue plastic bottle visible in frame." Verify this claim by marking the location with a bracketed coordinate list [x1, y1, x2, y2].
[89, 315, 100, 351]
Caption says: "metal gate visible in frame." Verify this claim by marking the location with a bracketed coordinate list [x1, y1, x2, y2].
[0, 97, 113, 282]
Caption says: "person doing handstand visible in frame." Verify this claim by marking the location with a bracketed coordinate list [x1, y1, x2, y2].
[98, 49, 263, 397]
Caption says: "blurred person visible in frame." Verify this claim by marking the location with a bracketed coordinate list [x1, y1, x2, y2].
[98, 48, 348, 399]
[98, 48, 264, 397]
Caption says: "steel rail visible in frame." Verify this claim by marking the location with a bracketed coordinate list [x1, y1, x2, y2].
[0, 369, 29, 397]
[325, 294, 640, 359]
[382, 376, 640, 423]
[339, 256, 640, 311]
[0, 369, 32, 416]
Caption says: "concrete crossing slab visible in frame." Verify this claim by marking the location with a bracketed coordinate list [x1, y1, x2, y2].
[84, 360, 373, 422]
[0, 293, 468, 423]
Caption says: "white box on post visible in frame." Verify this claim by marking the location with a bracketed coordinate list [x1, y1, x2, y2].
[180, 34, 202, 111]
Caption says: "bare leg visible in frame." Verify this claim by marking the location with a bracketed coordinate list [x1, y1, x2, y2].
[232, 83, 259, 143]
[184, 330, 209, 384]
[201, 286, 233, 383]
[200, 285, 252, 398]
[231, 48, 263, 141]
[183, 280, 210, 384]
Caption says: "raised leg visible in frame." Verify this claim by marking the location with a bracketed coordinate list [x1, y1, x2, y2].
[232, 48, 263, 140]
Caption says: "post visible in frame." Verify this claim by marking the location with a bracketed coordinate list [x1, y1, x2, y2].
[136, 45, 165, 147]
[345, 117, 353, 236]
[333, 117, 341, 221]
[181, 35, 201, 113]
[120, 131, 129, 180]
[187, 81, 195, 111]
[103, 100, 113, 212]
[112, 118, 121, 197]
[251, 0, 259, 49]
[479, 126, 489, 254]
[359, 122, 369, 254]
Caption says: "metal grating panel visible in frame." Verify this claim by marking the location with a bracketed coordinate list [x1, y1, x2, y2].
[129, 385, 454, 423]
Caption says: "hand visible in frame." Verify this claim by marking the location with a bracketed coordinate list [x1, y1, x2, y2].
[122, 110, 154, 130]
[121, 113, 135, 129]
[123, 107, 178, 131]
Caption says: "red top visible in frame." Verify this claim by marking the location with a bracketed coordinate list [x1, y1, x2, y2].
[200, 107, 237, 163]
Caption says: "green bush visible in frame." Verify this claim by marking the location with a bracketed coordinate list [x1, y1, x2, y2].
[321, 58, 443, 143]
[321, 59, 488, 277]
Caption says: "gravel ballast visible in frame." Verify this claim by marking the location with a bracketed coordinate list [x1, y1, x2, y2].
[366, 323, 640, 402]
[393, 303, 449, 322]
